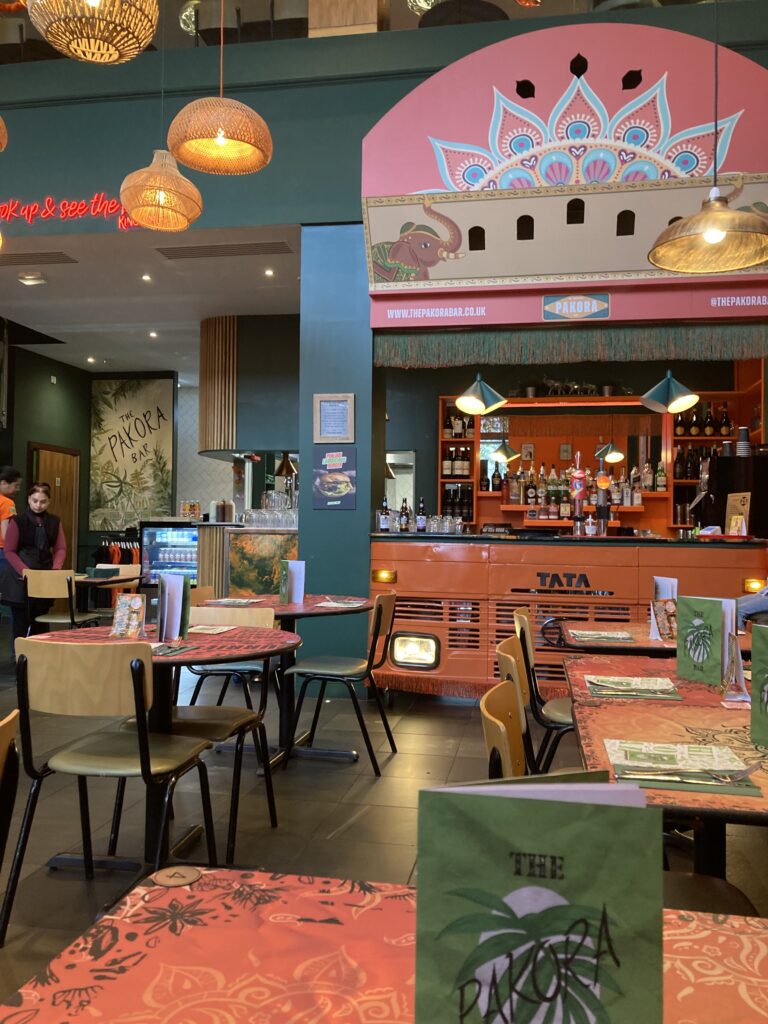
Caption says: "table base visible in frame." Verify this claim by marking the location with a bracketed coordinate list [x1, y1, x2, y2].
[46, 822, 207, 875]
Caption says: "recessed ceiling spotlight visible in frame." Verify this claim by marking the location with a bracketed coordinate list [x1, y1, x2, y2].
[17, 271, 47, 286]
[149, 331, 158, 338]
[264, 268, 275, 277]
[141, 274, 152, 282]
[87, 356, 96, 364]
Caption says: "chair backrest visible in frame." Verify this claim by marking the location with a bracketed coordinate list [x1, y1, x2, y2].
[495, 633, 531, 708]
[0, 709, 19, 872]
[480, 678, 527, 779]
[513, 607, 536, 668]
[190, 585, 215, 607]
[188, 605, 275, 629]
[15, 638, 154, 717]
[23, 569, 73, 600]
[0, 710, 18, 792]
[369, 592, 396, 670]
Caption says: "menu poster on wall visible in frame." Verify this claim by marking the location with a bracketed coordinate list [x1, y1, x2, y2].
[312, 446, 356, 510]
[89, 377, 174, 530]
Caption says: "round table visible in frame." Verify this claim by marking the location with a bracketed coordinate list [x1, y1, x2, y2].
[204, 595, 374, 750]
[33, 624, 302, 860]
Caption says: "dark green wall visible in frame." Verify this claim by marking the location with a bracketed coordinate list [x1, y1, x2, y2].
[0, 1, 765, 235]
[236, 316, 299, 452]
[383, 360, 736, 512]
[298, 225, 372, 657]
[11, 347, 92, 561]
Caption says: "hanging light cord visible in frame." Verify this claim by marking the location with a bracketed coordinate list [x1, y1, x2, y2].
[159, 0, 166, 145]
[219, 0, 224, 98]
[712, 0, 719, 192]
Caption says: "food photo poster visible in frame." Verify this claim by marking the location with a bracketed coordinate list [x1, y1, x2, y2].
[312, 446, 357, 510]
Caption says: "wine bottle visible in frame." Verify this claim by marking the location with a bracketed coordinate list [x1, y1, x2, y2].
[674, 411, 686, 437]
[452, 412, 464, 439]
[655, 461, 667, 492]
[465, 415, 475, 440]
[703, 403, 715, 437]
[442, 409, 453, 439]
[685, 445, 698, 479]
[688, 404, 701, 437]
[441, 447, 452, 478]
[719, 402, 732, 437]
[673, 446, 685, 480]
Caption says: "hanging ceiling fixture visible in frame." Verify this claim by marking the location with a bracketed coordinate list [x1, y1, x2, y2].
[27, 0, 158, 65]
[455, 373, 506, 416]
[491, 440, 520, 463]
[648, 0, 768, 273]
[120, 150, 202, 232]
[275, 451, 298, 477]
[640, 370, 699, 415]
[595, 441, 624, 465]
[0, 116, 7, 152]
[167, 0, 272, 175]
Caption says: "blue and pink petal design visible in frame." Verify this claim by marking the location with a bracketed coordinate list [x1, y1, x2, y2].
[427, 73, 741, 192]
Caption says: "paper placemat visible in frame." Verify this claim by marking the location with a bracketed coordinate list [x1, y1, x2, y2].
[188, 625, 236, 635]
[570, 629, 634, 642]
[316, 600, 367, 608]
[605, 739, 745, 772]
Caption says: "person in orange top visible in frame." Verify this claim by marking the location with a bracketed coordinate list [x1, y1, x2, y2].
[0, 466, 21, 563]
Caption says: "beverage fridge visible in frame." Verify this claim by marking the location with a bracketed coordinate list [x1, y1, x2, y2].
[140, 520, 199, 585]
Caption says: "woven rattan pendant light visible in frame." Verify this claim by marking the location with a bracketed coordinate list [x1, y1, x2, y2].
[167, 0, 272, 175]
[27, 0, 158, 65]
[120, 149, 202, 232]
[0, 116, 7, 153]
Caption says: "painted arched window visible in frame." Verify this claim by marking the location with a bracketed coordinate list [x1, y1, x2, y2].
[468, 226, 486, 251]
[566, 198, 585, 225]
[517, 215, 534, 241]
[616, 209, 635, 236]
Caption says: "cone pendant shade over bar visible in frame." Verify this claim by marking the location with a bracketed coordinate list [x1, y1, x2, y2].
[27, 0, 158, 64]
[491, 440, 520, 463]
[120, 150, 203, 232]
[640, 370, 699, 415]
[648, 190, 768, 274]
[456, 373, 506, 416]
[167, 97, 272, 176]
[595, 442, 624, 464]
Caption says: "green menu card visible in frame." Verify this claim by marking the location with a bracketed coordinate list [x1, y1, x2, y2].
[751, 625, 768, 747]
[416, 782, 662, 1024]
[676, 596, 723, 685]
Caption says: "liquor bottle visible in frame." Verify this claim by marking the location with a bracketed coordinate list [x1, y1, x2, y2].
[491, 464, 502, 492]
[641, 461, 654, 490]
[526, 469, 537, 505]
[379, 496, 390, 532]
[685, 445, 698, 480]
[674, 411, 686, 437]
[416, 496, 426, 532]
[621, 473, 632, 508]
[500, 473, 510, 505]
[719, 402, 732, 437]
[452, 412, 464, 439]
[559, 475, 571, 520]
[703, 403, 716, 437]
[632, 481, 643, 506]
[655, 460, 667, 492]
[536, 464, 547, 505]
[673, 446, 685, 480]
[441, 447, 453, 478]
[479, 471, 490, 492]
[465, 415, 475, 440]
[399, 498, 409, 532]
[688, 404, 701, 437]
[610, 476, 621, 506]
[442, 409, 454, 439]
[548, 487, 558, 521]
[548, 464, 557, 483]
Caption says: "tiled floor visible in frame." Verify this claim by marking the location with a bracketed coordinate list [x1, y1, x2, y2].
[0, 625, 765, 1001]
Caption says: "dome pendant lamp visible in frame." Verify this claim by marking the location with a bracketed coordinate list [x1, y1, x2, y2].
[120, 149, 202, 232]
[456, 373, 506, 416]
[167, 0, 272, 175]
[27, 0, 158, 65]
[648, 0, 768, 274]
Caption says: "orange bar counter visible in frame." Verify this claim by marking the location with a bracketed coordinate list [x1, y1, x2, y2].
[370, 536, 767, 698]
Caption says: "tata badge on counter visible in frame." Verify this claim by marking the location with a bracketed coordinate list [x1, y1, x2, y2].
[312, 445, 357, 510]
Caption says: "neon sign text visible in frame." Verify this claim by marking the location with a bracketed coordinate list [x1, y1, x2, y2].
[0, 192, 137, 230]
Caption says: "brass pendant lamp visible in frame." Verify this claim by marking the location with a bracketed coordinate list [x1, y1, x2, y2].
[648, 0, 768, 274]
[27, 0, 158, 65]
[167, 0, 272, 175]
[120, 149, 202, 232]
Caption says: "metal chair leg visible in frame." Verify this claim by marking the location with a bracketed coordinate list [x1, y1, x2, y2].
[189, 674, 211, 706]
[226, 732, 245, 865]
[307, 680, 327, 746]
[367, 674, 397, 752]
[346, 683, 380, 776]
[257, 722, 277, 829]
[0, 776, 43, 946]
[77, 776, 94, 880]
[172, 666, 182, 705]
[539, 727, 574, 773]
[196, 761, 218, 868]
[215, 675, 233, 706]
[155, 781, 177, 871]
[284, 676, 312, 767]
[108, 777, 126, 856]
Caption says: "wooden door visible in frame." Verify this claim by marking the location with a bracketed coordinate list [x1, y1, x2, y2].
[29, 445, 79, 570]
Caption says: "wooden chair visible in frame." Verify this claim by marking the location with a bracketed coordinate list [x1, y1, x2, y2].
[0, 639, 217, 945]
[495, 635, 540, 775]
[0, 710, 19, 885]
[480, 677, 527, 779]
[513, 608, 574, 772]
[23, 569, 100, 631]
[283, 593, 397, 776]
[168, 604, 279, 860]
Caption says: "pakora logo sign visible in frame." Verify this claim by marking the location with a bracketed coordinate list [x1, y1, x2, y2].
[543, 294, 610, 321]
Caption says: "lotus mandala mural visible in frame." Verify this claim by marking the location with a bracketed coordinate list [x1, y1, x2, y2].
[425, 66, 741, 193]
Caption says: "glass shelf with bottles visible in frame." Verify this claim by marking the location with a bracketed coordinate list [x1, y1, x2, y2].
[672, 400, 734, 441]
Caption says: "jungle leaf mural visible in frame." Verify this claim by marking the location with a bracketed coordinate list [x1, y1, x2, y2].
[89, 378, 174, 530]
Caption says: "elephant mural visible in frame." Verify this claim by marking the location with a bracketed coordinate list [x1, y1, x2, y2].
[371, 201, 465, 282]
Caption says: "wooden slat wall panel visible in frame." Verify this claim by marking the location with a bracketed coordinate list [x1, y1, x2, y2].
[197, 525, 227, 598]
[199, 317, 237, 452]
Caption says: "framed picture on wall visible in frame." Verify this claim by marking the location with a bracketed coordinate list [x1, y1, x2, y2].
[521, 442, 534, 462]
[313, 393, 355, 444]
[559, 443, 573, 461]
